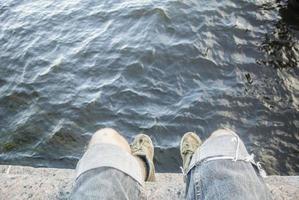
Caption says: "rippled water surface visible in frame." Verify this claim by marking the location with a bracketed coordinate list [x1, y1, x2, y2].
[0, 0, 298, 175]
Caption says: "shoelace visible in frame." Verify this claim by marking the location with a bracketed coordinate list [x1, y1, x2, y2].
[131, 139, 148, 154]
[131, 145, 142, 153]
[182, 143, 197, 154]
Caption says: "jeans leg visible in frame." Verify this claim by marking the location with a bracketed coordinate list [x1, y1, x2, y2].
[71, 143, 145, 200]
[185, 129, 272, 200]
[71, 167, 144, 200]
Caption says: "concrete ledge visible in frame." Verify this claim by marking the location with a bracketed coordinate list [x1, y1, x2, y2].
[0, 165, 298, 199]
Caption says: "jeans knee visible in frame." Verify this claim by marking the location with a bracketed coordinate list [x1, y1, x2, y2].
[89, 128, 131, 153]
[89, 128, 122, 146]
[210, 128, 237, 139]
[93, 128, 121, 138]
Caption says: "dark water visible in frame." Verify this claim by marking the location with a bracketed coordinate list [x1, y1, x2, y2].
[0, 0, 298, 175]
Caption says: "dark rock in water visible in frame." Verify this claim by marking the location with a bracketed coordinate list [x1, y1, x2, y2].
[289, 0, 299, 9]
[245, 73, 253, 84]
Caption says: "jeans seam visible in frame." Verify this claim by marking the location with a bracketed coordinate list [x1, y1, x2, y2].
[195, 170, 201, 200]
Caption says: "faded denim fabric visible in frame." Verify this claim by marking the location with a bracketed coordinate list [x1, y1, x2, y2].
[185, 129, 272, 200]
[75, 143, 143, 185]
[70, 143, 145, 200]
[71, 167, 145, 200]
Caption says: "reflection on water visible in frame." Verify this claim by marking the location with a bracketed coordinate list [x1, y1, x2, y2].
[0, 0, 298, 175]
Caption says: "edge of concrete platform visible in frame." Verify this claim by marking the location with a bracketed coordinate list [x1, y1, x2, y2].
[0, 165, 298, 200]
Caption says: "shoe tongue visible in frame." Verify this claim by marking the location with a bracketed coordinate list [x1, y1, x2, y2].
[183, 145, 194, 153]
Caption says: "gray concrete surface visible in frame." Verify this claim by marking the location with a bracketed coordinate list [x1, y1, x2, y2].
[0, 165, 298, 200]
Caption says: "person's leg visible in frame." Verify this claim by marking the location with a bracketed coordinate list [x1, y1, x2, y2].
[88, 128, 148, 180]
[71, 128, 152, 200]
[181, 128, 272, 200]
[88, 128, 131, 152]
[82, 128, 148, 182]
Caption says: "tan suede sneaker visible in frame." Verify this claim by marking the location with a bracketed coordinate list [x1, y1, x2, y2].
[180, 132, 202, 174]
[130, 134, 156, 181]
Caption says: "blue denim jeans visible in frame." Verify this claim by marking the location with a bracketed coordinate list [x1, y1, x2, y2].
[71, 129, 272, 200]
[71, 167, 145, 200]
[71, 143, 145, 200]
[185, 129, 272, 200]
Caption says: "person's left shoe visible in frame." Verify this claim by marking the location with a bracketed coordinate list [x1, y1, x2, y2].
[180, 132, 202, 174]
[130, 134, 156, 181]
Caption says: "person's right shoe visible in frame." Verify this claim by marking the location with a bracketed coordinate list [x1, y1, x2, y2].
[180, 132, 202, 174]
[130, 134, 156, 181]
